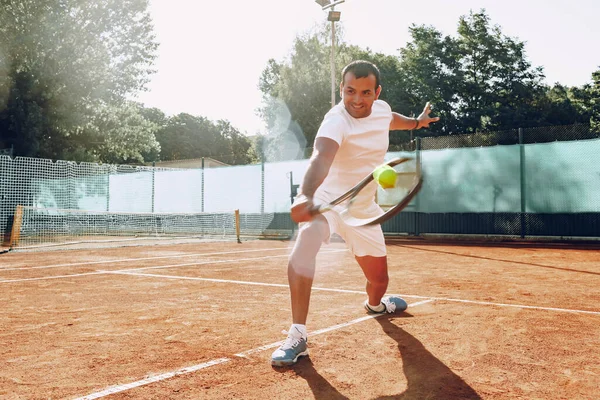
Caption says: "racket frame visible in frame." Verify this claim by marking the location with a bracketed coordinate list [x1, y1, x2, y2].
[316, 157, 423, 227]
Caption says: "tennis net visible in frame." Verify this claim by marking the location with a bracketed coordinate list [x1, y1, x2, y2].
[9, 206, 279, 250]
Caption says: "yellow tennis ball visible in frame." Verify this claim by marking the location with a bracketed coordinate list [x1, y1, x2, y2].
[373, 165, 396, 189]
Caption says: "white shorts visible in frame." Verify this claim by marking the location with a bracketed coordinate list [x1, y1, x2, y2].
[295, 195, 386, 257]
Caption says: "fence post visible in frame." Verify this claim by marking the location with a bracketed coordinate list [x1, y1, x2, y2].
[201, 157, 205, 212]
[261, 161, 265, 214]
[519, 128, 526, 238]
[415, 137, 422, 236]
[151, 161, 155, 213]
[106, 170, 110, 212]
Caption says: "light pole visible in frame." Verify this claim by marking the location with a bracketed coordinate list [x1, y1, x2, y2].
[315, 0, 345, 108]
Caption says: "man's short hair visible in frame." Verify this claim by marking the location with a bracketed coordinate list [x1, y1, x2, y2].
[341, 60, 381, 89]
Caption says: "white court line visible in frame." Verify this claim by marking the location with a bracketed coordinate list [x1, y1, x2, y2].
[0, 247, 293, 271]
[115, 250, 347, 273]
[0, 271, 106, 284]
[74, 299, 434, 400]
[103, 270, 369, 293]
[428, 296, 600, 316]
[73, 357, 231, 400]
[236, 299, 435, 358]
[0, 251, 346, 284]
[102, 270, 600, 316]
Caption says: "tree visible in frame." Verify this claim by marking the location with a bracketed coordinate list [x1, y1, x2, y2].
[257, 24, 409, 160]
[258, 10, 592, 152]
[0, 0, 158, 160]
[154, 113, 254, 165]
[155, 114, 218, 161]
[398, 10, 546, 134]
[533, 84, 592, 127]
[258, 28, 332, 160]
[397, 25, 463, 135]
[84, 101, 160, 164]
[457, 11, 546, 131]
[214, 120, 255, 165]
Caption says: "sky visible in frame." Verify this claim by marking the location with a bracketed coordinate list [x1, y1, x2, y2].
[136, 0, 600, 136]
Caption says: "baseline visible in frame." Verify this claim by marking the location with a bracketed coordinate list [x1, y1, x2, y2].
[104, 270, 600, 316]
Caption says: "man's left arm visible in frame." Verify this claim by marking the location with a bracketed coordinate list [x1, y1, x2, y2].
[390, 102, 440, 131]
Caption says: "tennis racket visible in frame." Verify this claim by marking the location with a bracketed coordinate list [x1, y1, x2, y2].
[316, 157, 423, 227]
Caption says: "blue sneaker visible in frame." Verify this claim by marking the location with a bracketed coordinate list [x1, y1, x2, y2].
[364, 296, 408, 314]
[271, 332, 309, 367]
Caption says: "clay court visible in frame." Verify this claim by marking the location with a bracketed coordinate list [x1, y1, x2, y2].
[1, 238, 599, 399]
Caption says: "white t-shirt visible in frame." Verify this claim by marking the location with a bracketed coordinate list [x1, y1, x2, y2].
[313, 100, 393, 208]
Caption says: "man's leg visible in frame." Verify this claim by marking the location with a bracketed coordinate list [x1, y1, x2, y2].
[347, 221, 407, 315]
[271, 215, 329, 366]
[355, 255, 389, 306]
[288, 215, 329, 324]
[356, 255, 407, 314]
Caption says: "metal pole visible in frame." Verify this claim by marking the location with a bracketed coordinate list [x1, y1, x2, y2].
[288, 171, 295, 236]
[330, 19, 336, 108]
[519, 128, 526, 238]
[151, 161, 155, 213]
[410, 112, 415, 143]
[259, 140, 265, 215]
[415, 137, 422, 236]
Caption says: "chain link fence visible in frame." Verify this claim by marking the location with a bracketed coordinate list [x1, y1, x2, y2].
[2, 123, 599, 247]
[385, 123, 600, 239]
[390, 123, 597, 152]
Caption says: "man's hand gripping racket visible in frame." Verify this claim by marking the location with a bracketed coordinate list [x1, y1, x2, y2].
[291, 157, 423, 227]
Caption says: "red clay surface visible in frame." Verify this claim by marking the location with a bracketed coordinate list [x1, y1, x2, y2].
[1, 238, 599, 399]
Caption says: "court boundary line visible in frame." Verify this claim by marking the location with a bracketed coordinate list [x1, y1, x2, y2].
[3, 254, 598, 316]
[0, 250, 347, 283]
[74, 299, 434, 399]
[0, 247, 295, 272]
[102, 270, 600, 316]
[0, 271, 107, 283]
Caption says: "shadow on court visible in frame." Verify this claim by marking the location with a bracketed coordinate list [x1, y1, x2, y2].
[395, 244, 600, 276]
[374, 314, 481, 400]
[292, 361, 350, 400]
[271, 313, 480, 400]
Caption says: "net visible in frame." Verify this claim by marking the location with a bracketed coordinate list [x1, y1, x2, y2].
[9, 206, 277, 250]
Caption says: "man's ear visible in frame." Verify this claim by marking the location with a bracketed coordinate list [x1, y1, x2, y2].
[375, 85, 382, 100]
[339, 82, 344, 98]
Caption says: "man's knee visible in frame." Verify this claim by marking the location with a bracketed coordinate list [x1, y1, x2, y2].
[289, 216, 330, 265]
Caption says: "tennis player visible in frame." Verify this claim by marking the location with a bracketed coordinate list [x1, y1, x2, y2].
[271, 60, 439, 367]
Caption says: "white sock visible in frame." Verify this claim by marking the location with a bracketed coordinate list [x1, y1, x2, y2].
[366, 301, 385, 312]
[289, 324, 307, 339]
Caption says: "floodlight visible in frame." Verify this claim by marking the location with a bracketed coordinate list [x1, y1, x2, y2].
[315, 0, 330, 7]
[328, 11, 341, 21]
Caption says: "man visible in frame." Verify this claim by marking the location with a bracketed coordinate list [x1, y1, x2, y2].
[271, 60, 439, 367]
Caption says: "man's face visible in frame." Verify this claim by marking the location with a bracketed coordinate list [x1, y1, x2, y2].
[340, 72, 381, 119]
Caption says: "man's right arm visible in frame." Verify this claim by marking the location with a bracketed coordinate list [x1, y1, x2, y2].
[300, 137, 339, 198]
[291, 137, 339, 223]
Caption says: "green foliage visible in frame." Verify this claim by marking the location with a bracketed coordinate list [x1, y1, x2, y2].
[256, 26, 407, 160]
[154, 113, 254, 165]
[0, 0, 158, 161]
[84, 101, 161, 164]
[400, 10, 546, 134]
[398, 24, 462, 135]
[257, 28, 331, 160]
[258, 9, 595, 152]
[533, 84, 592, 126]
